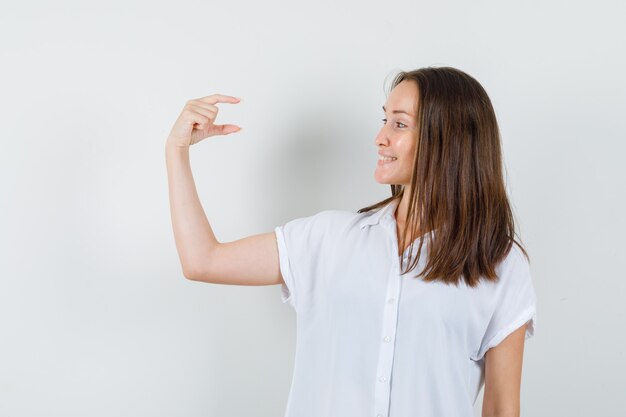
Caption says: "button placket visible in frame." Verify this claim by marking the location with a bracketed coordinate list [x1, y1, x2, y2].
[372, 213, 404, 417]
[373, 255, 402, 416]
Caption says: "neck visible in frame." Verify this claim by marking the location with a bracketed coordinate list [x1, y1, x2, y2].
[394, 192, 412, 228]
[394, 192, 421, 246]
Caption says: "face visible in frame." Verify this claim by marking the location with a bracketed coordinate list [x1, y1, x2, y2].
[374, 80, 419, 186]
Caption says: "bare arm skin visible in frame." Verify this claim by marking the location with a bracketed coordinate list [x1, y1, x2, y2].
[165, 94, 283, 286]
[482, 323, 528, 417]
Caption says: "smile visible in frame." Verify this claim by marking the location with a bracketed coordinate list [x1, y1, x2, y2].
[378, 156, 397, 165]
[378, 156, 397, 162]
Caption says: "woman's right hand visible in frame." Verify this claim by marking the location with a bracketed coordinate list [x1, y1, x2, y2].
[166, 94, 242, 149]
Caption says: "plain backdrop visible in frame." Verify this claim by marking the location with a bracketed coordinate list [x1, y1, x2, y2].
[1, 0, 625, 416]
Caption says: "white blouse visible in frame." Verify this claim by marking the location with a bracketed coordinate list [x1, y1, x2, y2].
[274, 198, 537, 417]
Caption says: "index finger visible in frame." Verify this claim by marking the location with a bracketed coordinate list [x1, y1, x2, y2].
[197, 94, 241, 105]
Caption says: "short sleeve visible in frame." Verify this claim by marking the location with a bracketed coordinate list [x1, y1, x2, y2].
[274, 211, 332, 313]
[471, 246, 538, 362]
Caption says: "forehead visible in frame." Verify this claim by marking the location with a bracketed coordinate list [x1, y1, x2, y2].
[385, 80, 418, 117]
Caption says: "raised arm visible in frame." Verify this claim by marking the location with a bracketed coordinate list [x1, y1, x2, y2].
[165, 94, 283, 286]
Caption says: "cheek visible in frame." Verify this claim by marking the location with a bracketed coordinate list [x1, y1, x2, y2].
[398, 135, 418, 156]
[402, 144, 417, 163]
[401, 149, 417, 173]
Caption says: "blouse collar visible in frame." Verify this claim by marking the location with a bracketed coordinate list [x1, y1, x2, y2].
[359, 198, 400, 231]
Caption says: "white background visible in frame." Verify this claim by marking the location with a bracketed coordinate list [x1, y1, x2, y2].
[1, 0, 625, 416]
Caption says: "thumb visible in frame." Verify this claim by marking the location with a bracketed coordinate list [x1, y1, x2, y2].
[217, 124, 242, 135]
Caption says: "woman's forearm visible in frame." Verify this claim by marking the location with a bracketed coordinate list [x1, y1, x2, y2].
[165, 143, 219, 277]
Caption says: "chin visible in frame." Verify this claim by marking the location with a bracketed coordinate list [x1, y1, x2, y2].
[374, 171, 406, 185]
[374, 177, 397, 185]
[374, 173, 387, 184]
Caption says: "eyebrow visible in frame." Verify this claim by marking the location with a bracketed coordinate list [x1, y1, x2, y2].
[382, 105, 414, 118]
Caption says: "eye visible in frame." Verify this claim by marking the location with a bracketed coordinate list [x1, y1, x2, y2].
[381, 118, 407, 129]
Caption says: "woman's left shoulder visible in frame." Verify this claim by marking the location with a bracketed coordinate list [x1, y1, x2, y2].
[314, 209, 363, 229]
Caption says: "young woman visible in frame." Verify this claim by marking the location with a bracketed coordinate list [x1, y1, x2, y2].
[165, 66, 537, 417]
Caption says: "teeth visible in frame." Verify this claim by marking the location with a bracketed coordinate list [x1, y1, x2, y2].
[379, 156, 397, 161]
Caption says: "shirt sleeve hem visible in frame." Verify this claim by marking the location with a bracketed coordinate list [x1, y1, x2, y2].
[275, 225, 296, 310]
[470, 304, 537, 362]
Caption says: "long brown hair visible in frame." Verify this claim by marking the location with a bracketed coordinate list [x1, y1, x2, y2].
[358, 66, 529, 288]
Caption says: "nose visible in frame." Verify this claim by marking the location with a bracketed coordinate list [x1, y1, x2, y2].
[375, 125, 390, 147]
